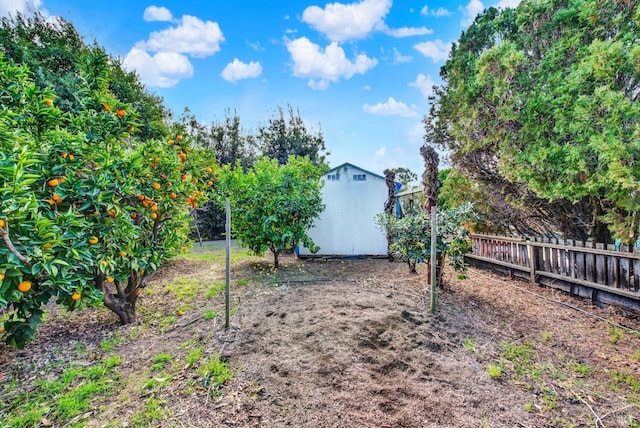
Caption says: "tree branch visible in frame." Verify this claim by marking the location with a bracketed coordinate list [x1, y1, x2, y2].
[0, 222, 31, 266]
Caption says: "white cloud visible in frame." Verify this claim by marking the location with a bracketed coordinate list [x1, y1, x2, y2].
[302, 0, 391, 42]
[221, 59, 263, 83]
[461, 0, 484, 27]
[123, 47, 193, 88]
[393, 48, 412, 64]
[381, 25, 433, 38]
[413, 39, 451, 62]
[494, 0, 521, 8]
[143, 15, 224, 57]
[0, 0, 42, 17]
[409, 73, 435, 98]
[143, 5, 172, 22]
[363, 97, 419, 118]
[363, 85, 372, 90]
[308, 79, 330, 90]
[286, 37, 377, 90]
[421, 5, 453, 17]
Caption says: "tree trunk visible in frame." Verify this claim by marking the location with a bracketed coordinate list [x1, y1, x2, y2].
[272, 248, 280, 269]
[590, 198, 612, 244]
[103, 297, 137, 324]
[98, 273, 141, 325]
[383, 169, 397, 262]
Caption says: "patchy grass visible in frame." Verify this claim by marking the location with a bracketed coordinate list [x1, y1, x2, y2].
[199, 354, 234, 397]
[2, 356, 122, 428]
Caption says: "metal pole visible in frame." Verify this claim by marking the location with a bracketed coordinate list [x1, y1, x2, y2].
[430, 206, 437, 314]
[225, 197, 231, 329]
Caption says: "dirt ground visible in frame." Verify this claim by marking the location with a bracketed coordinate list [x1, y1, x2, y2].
[1, 245, 639, 427]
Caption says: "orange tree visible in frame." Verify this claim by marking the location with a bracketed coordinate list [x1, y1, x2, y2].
[216, 156, 326, 268]
[0, 53, 216, 347]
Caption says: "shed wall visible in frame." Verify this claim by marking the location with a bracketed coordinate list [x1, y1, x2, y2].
[299, 165, 388, 256]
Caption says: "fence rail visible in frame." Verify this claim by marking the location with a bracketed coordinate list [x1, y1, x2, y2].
[465, 234, 640, 306]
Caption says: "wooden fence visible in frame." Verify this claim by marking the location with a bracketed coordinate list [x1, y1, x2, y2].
[465, 234, 640, 308]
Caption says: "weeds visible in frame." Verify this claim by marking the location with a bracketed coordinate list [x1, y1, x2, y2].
[486, 363, 503, 380]
[152, 352, 173, 371]
[100, 332, 124, 352]
[609, 327, 624, 345]
[166, 278, 201, 301]
[186, 347, 204, 367]
[131, 398, 169, 425]
[206, 281, 226, 298]
[199, 354, 234, 396]
[3, 357, 122, 427]
[462, 337, 477, 353]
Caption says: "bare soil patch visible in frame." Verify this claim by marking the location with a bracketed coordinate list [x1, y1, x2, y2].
[1, 244, 639, 427]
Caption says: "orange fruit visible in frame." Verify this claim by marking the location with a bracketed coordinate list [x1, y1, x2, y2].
[0, 326, 4, 333]
[168, 139, 174, 145]
[192, 178, 198, 184]
[150, 205, 158, 212]
[68, 154, 74, 161]
[44, 97, 53, 107]
[119, 251, 127, 257]
[177, 310, 184, 316]
[0, 272, 5, 280]
[52, 193, 63, 203]
[108, 210, 117, 218]
[17, 281, 31, 292]
[102, 103, 110, 111]
[47, 198, 55, 205]
[181, 174, 187, 181]
[0, 219, 4, 228]
[107, 277, 114, 283]
[47, 178, 60, 187]
[207, 181, 213, 187]
[88, 236, 99, 245]
[116, 109, 125, 118]
[131, 212, 138, 220]
[151, 212, 158, 220]
[71, 292, 81, 301]
[205, 167, 212, 174]
[137, 195, 145, 201]
[152, 182, 161, 190]
[170, 192, 177, 199]
[176, 135, 183, 141]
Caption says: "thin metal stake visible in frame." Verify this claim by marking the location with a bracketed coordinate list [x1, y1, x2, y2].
[430, 206, 437, 314]
[225, 197, 231, 329]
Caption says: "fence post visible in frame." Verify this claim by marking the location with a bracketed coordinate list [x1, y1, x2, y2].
[527, 241, 536, 284]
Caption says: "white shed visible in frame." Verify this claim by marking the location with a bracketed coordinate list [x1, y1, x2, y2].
[298, 162, 388, 257]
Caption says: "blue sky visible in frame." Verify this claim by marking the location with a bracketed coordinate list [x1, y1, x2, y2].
[1, 0, 520, 175]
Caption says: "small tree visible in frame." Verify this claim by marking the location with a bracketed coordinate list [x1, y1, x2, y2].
[217, 156, 327, 268]
[375, 203, 477, 275]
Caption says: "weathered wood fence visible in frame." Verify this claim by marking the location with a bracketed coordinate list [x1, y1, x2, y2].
[465, 234, 640, 308]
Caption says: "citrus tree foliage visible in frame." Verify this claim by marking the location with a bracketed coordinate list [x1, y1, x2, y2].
[217, 156, 327, 268]
[375, 203, 477, 275]
[425, 1, 640, 243]
[0, 12, 169, 141]
[257, 105, 328, 166]
[0, 54, 216, 347]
